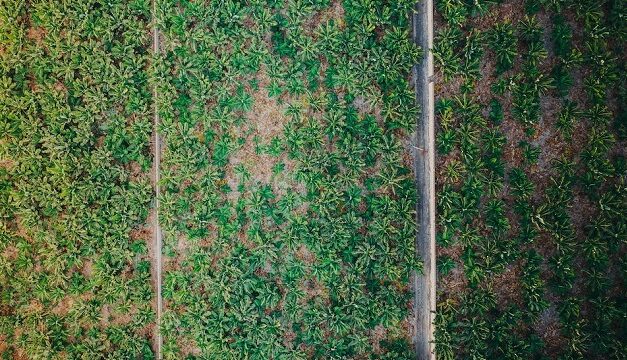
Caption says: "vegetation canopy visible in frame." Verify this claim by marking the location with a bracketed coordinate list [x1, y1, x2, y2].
[0, 0, 421, 358]
[433, 0, 626, 359]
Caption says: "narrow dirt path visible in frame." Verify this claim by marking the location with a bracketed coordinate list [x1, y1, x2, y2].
[151, 0, 163, 358]
[412, 0, 436, 359]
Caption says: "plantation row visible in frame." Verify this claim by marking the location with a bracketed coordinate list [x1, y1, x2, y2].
[434, 0, 625, 359]
[0, 0, 422, 359]
[0, 1, 155, 358]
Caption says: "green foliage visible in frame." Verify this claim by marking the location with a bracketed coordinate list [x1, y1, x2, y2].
[437, 256, 457, 276]
[0, 0, 155, 357]
[434, 1, 626, 358]
[489, 22, 518, 74]
[555, 100, 581, 138]
[437, 0, 468, 26]
[434, 27, 462, 81]
[552, 15, 573, 58]
[434, 26, 484, 81]
[519, 141, 540, 165]
[488, 98, 503, 124]
[156, 0, 420, 358]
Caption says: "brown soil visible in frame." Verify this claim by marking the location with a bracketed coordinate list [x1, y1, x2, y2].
[534, 305, 567, 356]
[491, 262, 523, 308]
[225, 69, 300, 199]
[51, 296, 75, 317]
[0, 159, 15, 170]
[466, 2, 527, 31]
[53, 82, 66, 93]
[305, 0, 345, 37]
[81, 259, 93, 278]
[177, 337, 201, 358]
[370, 324, 387, 354]
[13, 349, 29, 360]
[100, 304, 133, 327]
[436, 242, 469, 303]
[13, 218, 34, 244]
[249, 72, 288, 142]
[1, 245, 18, 262]
[129, 161, 143, 181]
[353, 95, 383, 122]
[283, 327, 297, 349]
[159, 61, 307, 356]
[26, 27, 45, 43]
[295, 244, 316, 265]
[0, 336, 6, 355]
[301, 277, 329, 304]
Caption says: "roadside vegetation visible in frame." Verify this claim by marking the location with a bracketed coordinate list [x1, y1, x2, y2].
[434, 0, 626, 358]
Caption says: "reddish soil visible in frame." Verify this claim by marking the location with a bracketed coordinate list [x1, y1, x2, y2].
[436, 244, 468, 302]
[295, 244, 316, 265]
[370, 324, 387, 354]
[534, 305, 567, 356]
[0, 159, 15, 170]
[305, 0, 345, 38]
[51, 296, 75, 317]
[225, 69, 303, 200]
[26, 27, 45, 43]
[491, 262, 524, 308]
